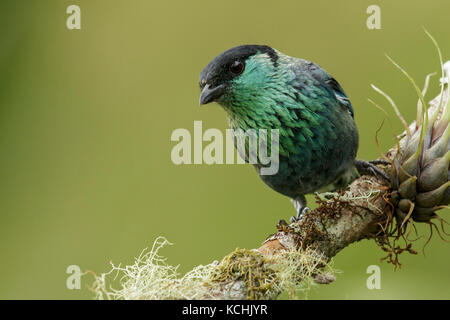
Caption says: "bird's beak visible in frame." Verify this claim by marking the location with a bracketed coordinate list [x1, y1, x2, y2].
[199, 84, 225, 106]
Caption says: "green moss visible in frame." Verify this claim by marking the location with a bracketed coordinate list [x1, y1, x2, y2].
[208, 248, 276, 300]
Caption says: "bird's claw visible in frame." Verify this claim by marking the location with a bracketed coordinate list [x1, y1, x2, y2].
[290, 206, 311, 223]
[355, 159, 390, 182]
[369, 159, 390, 166]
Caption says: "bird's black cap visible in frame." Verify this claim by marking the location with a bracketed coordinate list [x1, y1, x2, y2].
[199, 45, 278, 88]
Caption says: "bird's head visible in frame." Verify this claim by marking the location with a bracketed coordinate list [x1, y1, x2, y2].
[199, 45, 282, 111]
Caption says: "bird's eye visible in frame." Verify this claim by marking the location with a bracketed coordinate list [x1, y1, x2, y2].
[229, 60, 245, 75]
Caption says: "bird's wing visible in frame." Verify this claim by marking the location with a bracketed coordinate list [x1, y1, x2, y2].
[324, 77, 354, 118]
[302, 61, 355, 118]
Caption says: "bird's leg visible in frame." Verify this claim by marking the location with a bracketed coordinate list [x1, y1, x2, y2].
[355, 159, 390, 182]
[290, 195, 310, 223]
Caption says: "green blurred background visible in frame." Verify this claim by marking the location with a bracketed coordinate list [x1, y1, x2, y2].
[0, 0, 448, 299]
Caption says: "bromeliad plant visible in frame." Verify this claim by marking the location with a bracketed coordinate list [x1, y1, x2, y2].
[370, 32, 449, 263]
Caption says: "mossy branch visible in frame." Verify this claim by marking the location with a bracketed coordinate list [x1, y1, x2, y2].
[91, 61, 449, 300]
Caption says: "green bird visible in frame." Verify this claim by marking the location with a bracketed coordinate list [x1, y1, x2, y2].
[198, 45, 387, 220]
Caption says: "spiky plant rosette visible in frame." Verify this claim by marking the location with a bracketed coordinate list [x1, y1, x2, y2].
[393, 76, 449, 224]
[370, 33, 449, 262]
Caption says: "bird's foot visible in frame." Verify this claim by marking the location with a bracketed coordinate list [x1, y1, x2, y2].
[355, 159, 390, 182]
[290, 195, 310, 223]
[290, 207, 311, 223]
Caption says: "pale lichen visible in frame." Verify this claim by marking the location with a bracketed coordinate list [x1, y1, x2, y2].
[90, 236, 334, 300]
